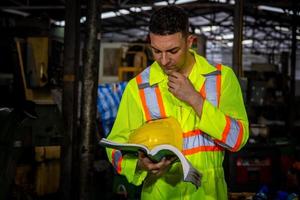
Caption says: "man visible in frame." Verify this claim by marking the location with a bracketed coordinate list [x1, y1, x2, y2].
[106, 5, 249, 200]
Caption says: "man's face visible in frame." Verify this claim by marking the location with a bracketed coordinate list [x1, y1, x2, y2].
[149, 32, 193, 74]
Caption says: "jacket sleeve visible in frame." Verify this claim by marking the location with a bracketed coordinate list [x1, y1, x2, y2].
[106, 80, 148, 185]
[197, 66, 249, 152]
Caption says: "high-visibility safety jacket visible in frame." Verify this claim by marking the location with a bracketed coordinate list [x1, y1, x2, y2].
[106, 49, 249, 200]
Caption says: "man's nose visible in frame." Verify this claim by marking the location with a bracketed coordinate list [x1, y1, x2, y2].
[160, 53, 169, 66]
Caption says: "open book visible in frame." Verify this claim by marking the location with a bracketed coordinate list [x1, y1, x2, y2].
[99, 138, 202, 188]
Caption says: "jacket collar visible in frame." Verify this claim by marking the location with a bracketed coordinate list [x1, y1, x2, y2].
[148, 49, 217, 86]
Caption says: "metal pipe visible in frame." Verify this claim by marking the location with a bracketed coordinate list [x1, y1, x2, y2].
[232, 0, 244, 77]
[288, 3, 297, 134]
[0, 5, 86, 9]
[79, 0, 101, 199]
[61, 0, 80, 199]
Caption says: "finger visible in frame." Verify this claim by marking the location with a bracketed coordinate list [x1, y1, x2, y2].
[149, 164, 164, 175]
[168, 76, 178, 84]
[168, 72, 182, 80]
[143, 157, 156, 165]
[138, 151, 146, 158]
[168, 87, 174, 94]
[155, 157, 170, 168]
[146, 158, 164, 170]
[167, 81, 177, 89]
[155, 163, 172, 176]
[168, 71, 181, 78]
[168, 73, 177, 80]
[161, 156, 177, 167]
[148, 164, 160, 173]
[168, 76, 179, 83]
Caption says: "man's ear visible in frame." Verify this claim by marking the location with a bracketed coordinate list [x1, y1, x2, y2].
[187, 34, 196, 48]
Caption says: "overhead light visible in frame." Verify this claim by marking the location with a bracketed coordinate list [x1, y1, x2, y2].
[101, 9, 129, 19]
[154, 1, 168, 6]
[175, 0, 197, 4]
[54, 7, 149, 26]
[201, 26, 218, 32]
[297, 36, 300, 40]
[209, 0, 227, 3]
[194, 28, 201, 34]
[141, 7, 152, 11]
[223, 33, 234, 39]
[258, 5, 282, 13]
[130, 6, 152, 12]
[275, 26, 290, 32]
[101, 11, 117, 19]
[118, 9, 130, 15]
[102, 7, 151, 19]
[258, 5, 293, 15]
[242, 39, 253, 45]
[154, 0, 197, 6]
[227, 42, 233, 47]
[80, 16, 86, 23]
[1, 8, 30, 17]
[54, 20, 65, 27]
[130, 7, 141, 12]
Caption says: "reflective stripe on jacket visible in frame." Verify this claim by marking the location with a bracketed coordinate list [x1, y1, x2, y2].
[106, 49, 249, 200]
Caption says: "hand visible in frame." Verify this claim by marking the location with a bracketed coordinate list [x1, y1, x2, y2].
[167, 71, 202, 106]
[137, 152, 176, 177]
[167, 71, 204, 117]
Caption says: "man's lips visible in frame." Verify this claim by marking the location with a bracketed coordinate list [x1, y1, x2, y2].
[164, 65, 176, 70]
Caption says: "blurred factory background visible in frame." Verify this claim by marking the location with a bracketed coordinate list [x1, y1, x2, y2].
[0, 0, 299, 199]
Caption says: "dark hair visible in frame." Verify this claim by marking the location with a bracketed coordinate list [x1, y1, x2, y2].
[149, 6, 189, 36]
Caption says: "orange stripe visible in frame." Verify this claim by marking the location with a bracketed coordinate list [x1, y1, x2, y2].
[136, 74, 142, 84]
[221, 116, 231, 142]
[182, 129, 201, 138]
[117, 157, 123, 174]
[200, 82, 206, 98]
[139, 89, 151, 121]
[183, 146, 223, 155]
[154, 86, 166, 118]
[112, 149, 116, 168]
[136, 75, 151, 121]
[112, 149, 123, 174]
[232, 121, 243, 152]
[216, 64, 222, 107]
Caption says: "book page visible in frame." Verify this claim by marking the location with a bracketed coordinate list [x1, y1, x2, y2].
[99, 138, 202, 188]
[99, 138, 149, 154]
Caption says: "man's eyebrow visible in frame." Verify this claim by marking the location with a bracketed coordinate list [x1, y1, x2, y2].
[150, 46, 160, 51]
[150, 46, 180, 52]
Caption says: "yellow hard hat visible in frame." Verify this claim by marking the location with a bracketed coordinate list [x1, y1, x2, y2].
[128, 117, 183, 150]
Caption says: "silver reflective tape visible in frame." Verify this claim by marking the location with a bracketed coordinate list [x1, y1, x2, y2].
[138, 67, 162, 120]
[225, 118, 240, 148]
[205, 76, 218, 106]
[183, 133, 216, 150]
